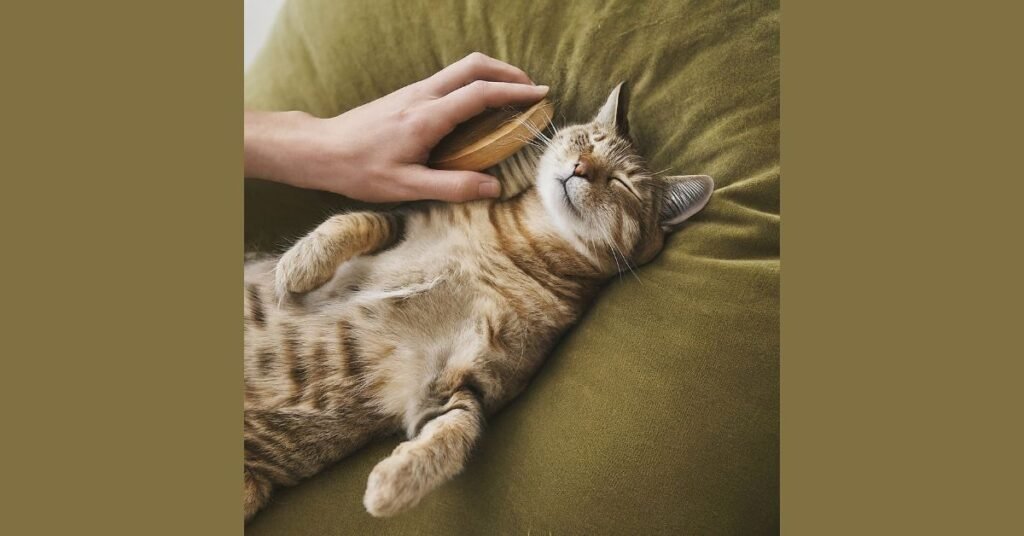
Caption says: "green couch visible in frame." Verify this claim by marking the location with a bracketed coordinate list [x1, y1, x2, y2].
[244, 0, 778, 533]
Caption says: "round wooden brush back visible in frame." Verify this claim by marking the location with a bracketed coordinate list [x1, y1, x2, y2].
[429, 99, 553, 173]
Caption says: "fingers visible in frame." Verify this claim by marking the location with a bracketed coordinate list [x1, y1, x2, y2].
[430, 81, 549, 132]
[398, 167, 502, 203]
[425, 52, 534, 95]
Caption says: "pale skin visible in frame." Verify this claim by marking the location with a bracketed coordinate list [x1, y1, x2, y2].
[244, 52, 549, 203]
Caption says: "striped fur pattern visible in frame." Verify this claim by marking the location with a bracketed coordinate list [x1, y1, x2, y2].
[243, 85, 714, 521]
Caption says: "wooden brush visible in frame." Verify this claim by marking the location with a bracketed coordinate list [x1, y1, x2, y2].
[429, 99, 553, 198]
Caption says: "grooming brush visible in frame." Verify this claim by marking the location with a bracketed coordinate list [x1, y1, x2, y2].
[429, 98, 553, 199]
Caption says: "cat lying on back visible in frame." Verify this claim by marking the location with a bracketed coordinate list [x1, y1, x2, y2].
[243, 84, 714, 521]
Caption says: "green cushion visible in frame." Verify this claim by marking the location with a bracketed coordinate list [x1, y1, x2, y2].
[244, 0, 778, 533]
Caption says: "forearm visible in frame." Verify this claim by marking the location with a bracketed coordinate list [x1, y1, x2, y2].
[242, 53, 545, 202]
[244, 110, 331, 188]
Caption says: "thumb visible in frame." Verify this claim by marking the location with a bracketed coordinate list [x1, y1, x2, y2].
[403, 167, 502, 202]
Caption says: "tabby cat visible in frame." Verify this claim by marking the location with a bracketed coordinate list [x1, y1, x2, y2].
[243, 84, 714, 521]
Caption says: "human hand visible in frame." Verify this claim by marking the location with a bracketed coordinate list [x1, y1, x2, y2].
[244, 53, 549, 202]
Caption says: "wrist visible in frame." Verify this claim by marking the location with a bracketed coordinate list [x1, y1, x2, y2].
[244, 110, 321, 186]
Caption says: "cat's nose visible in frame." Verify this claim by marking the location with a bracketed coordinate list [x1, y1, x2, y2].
[573, 159, 591, 179]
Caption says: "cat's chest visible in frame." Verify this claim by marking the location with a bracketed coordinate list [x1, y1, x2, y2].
[373, 213, 496, 282]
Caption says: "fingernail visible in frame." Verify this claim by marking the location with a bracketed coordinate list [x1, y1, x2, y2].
[479, 180, 501, 198]
[537, 85, 550, 94]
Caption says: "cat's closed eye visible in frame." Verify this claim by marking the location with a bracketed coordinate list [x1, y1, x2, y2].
[611, 176, 641, 199]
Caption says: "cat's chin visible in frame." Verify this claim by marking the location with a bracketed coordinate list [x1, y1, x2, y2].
[558, 178, 583, 217]
[537, 176, 580, 231]
[535, 178, 611, 267]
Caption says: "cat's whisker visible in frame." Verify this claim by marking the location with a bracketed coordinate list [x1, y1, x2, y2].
[608, 224, 641, 283]
[520, 118, 553, 144]
[509, 135, 547, 150]
[617, 245, 643, 284]
[597, 226, 624, 282]
[594, 219, 642, 285]
[522, 128, 551, 147]
[615, 246, 643, 285]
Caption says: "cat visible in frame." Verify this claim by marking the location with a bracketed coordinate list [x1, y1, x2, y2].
[243, 83, 714, 521]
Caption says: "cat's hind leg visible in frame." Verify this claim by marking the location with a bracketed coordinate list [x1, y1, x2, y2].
[363, 388, 483, 517]
[244, 405, 382, 522]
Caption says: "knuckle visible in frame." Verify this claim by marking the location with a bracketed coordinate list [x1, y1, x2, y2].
[404, 81, 429, 98]
[466, 51, 489, 65]
[467, 79, 489, 95]
[447, 178, 476, 202]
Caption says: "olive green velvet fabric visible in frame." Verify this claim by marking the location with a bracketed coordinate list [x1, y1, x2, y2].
[244, 0, 778, 534]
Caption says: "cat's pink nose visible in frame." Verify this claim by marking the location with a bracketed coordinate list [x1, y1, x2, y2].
[573, 160, 590, 178]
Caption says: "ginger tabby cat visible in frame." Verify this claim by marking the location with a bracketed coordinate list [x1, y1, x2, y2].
[243, 84, 714, 521]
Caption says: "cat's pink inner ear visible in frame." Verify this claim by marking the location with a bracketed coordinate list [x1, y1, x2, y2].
[660, 175, 714, 229]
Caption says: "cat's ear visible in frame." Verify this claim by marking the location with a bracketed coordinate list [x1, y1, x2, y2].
[594, 81, 630, 136]
[660, 175, 714, 231]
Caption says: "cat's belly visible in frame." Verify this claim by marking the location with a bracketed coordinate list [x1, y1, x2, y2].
[299, 245, 493, 418]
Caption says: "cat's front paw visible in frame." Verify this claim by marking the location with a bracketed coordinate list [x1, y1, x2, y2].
[274, 235, 337, 299]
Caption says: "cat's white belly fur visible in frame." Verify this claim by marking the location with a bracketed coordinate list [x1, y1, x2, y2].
[306, 223, 494, 425]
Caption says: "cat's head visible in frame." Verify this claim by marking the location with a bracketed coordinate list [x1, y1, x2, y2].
[535, 83, 714, 269]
